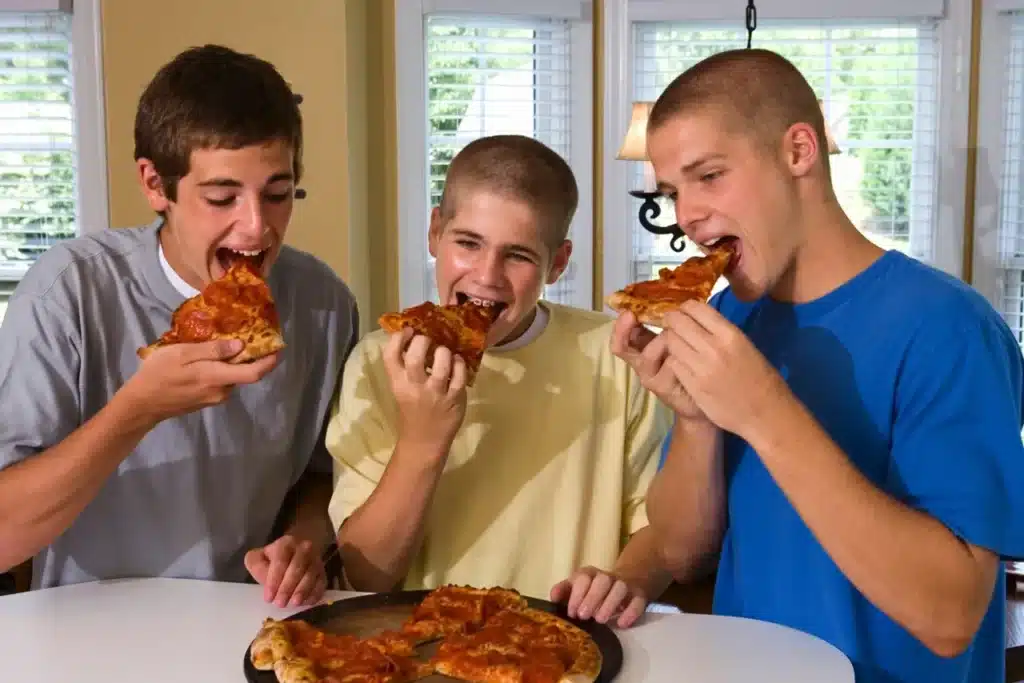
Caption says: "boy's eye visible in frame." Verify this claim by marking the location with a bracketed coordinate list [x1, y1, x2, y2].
[455, 239, 478, 248]
[508, 253, 532, 263]
[206, 196, 236, 208]
[264, 192, 291, 204]
[700, 170, 722, 183]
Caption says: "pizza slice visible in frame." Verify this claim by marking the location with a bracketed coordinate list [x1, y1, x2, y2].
[400, 585, 527, 642]
[430, 607, 602, 683]
[606, 239, 737, 327]
[377, 295, 505, 380]
[250, 618, 431, 683]
[138, 256, 285, 364]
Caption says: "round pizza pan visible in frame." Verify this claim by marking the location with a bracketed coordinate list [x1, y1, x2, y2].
[242, 589, 625, 682]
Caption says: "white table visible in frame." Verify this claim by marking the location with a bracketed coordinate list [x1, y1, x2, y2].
[0, 578, 854, 682]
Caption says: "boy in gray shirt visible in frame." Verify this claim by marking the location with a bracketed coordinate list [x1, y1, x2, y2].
[0, 45, 358, 608]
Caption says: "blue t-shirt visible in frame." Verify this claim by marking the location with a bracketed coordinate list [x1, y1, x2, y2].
[661, 251, 1024, 683]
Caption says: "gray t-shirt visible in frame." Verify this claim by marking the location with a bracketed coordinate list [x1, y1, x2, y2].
[0, 220, 359, 589]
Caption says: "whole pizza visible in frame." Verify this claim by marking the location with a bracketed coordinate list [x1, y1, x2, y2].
[250, 585, 604, 683]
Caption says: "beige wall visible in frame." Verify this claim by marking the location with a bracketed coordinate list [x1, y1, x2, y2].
[99, 0, 368, 306]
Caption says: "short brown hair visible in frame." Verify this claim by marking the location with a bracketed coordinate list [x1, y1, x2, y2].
[438, 135, 578, 247]
[134, 44, 303, 201]
[649, 49, 831, 173]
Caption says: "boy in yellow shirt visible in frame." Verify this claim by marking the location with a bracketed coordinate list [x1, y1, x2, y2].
[326, 135, 671, 628]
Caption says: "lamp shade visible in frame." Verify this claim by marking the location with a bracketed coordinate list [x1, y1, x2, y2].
[616, 101, 654, 161]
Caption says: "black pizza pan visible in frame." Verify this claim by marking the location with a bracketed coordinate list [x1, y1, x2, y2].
[243, 589, 624, 682]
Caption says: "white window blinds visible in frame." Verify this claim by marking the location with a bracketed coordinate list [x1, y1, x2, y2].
[629, 20, 940, 284]
[424, 13, 578, 304]
[0, 11, 76, 285]
[995, 12, 1024, 344]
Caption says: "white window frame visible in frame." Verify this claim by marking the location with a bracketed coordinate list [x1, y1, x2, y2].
[1, 0, 109, 238]
[971, 0, 1024, 308]
[394, 0, 594, 309]
[69, 0, 109, 236]
[600, 0, 973, 306]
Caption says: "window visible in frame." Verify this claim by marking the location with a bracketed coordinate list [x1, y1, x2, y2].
[601, 0, 971, 303]
[395, 0, 593, 310]
[0, 1, 106, 327]
[973, 1, 1024, 346]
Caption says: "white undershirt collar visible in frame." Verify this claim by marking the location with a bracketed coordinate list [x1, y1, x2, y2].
[490, 303, 549, 353]
[158, 242, 200, 299]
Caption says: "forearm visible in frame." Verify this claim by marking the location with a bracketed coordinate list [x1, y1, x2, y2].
[646, 422, 726, 580]
[747, 396, 997, 657]
[336, 439, 447, 592]
[0, 392, 152, 572]
[282, 472, 335, 553]
[614, 526, 673, 601]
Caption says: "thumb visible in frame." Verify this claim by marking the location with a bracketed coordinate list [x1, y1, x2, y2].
[188, 338, 244, 362]
[244, 547, 270, 584]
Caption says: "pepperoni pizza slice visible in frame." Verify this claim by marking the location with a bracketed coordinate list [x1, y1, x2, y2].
[400, 585, 527, 642]
[431, 607, 602, 683]
[138, 256, 285, 364]
[606, 239, 736, 327]
[377, 296, 504, 380]
[250, 618, 431, 683]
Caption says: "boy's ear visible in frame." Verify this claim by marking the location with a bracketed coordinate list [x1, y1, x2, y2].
[137, 158, 170, 213]
[428, 207, 443, 258]
[546, 240, 573, 285]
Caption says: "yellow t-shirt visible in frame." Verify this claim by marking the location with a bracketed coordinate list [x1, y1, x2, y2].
[326, 302, 671, 599]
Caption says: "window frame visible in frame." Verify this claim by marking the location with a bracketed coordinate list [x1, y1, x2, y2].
[600, 0, 974, 307]
[394, 0, 594, 309]
[0, 0, 109, 291]
[971, 0, 1024, 312]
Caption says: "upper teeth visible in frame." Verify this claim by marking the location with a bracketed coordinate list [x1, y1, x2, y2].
[702, 237, 722, 247]
[231, 248, 264, 256]
[468, 296, 499, 307]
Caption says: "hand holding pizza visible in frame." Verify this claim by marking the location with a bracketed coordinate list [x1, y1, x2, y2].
[383, 327, 469, 451]
[550, 566, 649, 629]
[610, 312, 707, 423]
[244, 535, 327, 608]
[122, 339, 279, 427]
[660, 300, 788, 439]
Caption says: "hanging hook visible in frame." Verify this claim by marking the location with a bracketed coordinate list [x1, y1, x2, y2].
[745, 0, 757, 49]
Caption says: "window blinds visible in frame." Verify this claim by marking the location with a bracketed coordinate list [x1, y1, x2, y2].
[0, 11, 76, 283]
[629, 20, 940, 284]
[424, 13, 577, 304]
[997, 12, 1024, 343]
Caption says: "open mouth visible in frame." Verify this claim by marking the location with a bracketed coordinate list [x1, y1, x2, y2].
[455, 292, 509, 314]
[699, 236, 741, 271]
[216, 246, 268, 274]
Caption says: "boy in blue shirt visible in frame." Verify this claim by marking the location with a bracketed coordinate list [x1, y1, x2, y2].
[613, 48, 1024, 683]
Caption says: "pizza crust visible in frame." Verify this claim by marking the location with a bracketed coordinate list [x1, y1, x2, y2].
[605, 292, 681, 328]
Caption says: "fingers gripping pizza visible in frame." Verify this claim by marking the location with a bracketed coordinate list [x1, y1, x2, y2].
[606, 239, 737, 327]
[378, 296, 504, 380]
[250, 585, 604, 683]
[138, 256, 285, 363]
